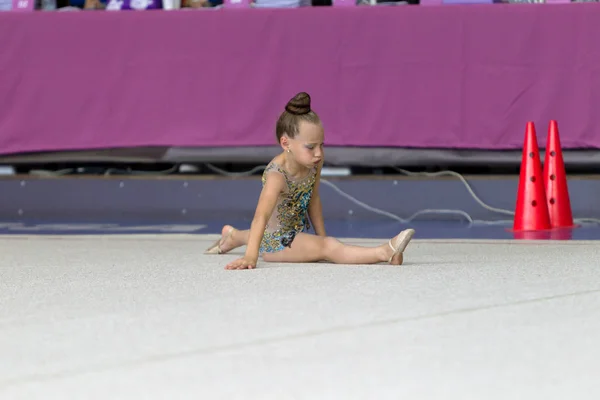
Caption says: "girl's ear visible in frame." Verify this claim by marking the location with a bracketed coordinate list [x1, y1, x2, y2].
[279, 135, 289, 150]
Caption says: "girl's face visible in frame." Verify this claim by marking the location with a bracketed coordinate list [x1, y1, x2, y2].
[287, 121, 324, 169]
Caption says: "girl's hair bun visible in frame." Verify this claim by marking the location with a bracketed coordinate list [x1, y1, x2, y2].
[285, 92, 311, 115]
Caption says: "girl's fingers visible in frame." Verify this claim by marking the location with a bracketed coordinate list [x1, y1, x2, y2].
[224, 258, 256, 270]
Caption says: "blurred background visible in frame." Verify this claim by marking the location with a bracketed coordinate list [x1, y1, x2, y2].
[2, 0, 600, 238]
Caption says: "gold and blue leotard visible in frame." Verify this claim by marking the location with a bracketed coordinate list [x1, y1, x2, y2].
[259, 162, 317, 254]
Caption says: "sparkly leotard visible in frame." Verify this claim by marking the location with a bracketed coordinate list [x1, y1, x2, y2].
[259, 162, 317, 254]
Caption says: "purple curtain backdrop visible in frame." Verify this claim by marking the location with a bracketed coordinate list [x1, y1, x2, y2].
[1, 4, 600, 156]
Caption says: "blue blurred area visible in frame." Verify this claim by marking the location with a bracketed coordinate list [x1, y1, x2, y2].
[1, 220, 599, 240]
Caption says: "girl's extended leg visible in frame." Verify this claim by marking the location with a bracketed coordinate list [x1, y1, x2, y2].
[204, 225, 249, 254]
[262, 229, 415, 266]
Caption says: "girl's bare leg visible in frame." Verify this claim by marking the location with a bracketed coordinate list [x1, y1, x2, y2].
[262, 229, 415, 265]
[204, 225, 249, 254]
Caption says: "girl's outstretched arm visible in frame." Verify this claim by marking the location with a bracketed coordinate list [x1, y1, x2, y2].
[225, 172, 286, 270]
[308, 162, 326, 237]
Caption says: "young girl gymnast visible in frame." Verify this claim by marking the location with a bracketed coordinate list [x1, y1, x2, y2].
[205, 92, 415, 270]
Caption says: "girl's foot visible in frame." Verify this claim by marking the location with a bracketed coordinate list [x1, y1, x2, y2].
[204, 225, 237, 254]
[381, 228, 415, 265]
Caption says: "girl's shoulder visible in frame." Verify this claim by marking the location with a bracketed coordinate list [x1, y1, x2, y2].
[261, 158, 289, 189]
[262, 155, 318, 184]
[263, 160, 286, 177]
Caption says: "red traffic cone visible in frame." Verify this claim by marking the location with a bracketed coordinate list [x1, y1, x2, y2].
[513, 122, 552, 232]
[543, 120, 575, 228]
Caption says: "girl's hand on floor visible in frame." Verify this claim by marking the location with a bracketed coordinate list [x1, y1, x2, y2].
[225, 257, 257, 270]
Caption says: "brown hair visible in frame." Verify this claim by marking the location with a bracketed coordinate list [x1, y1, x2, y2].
[275, 92, 321, 143]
